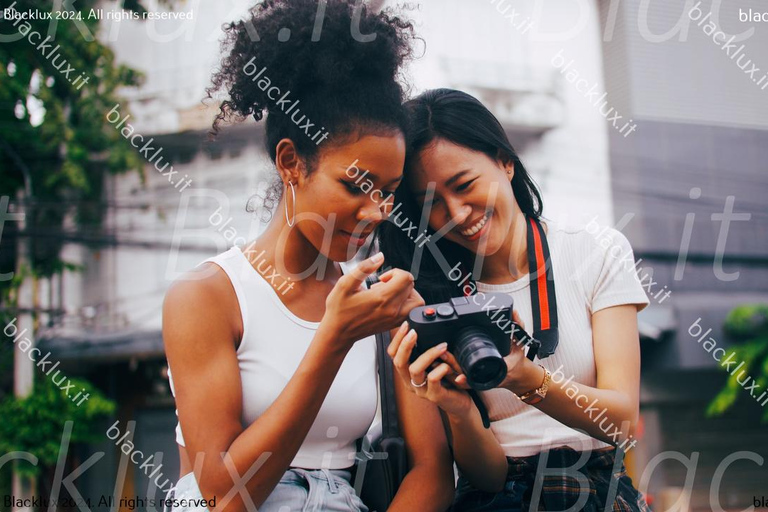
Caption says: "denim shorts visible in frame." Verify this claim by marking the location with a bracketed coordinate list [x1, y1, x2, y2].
[168, 467, 369, 512]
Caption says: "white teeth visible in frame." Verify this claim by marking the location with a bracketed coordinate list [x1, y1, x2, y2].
[460, 214, 488, 237]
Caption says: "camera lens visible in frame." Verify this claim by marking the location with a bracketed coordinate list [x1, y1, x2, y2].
[453, 327, 506, 391]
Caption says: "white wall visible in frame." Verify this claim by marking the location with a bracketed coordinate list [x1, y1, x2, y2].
[69, 0, 615, 331]
[395, 0, 615, 227]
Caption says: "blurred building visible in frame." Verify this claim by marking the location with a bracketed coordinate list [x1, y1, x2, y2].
[597, 0, 768, 510]
[32, 1, 768, 511]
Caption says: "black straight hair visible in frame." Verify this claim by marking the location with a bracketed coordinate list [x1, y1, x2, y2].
[378, 88, 544, 303]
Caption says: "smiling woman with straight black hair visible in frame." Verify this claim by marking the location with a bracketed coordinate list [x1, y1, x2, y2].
[380, 89, 653, 511]
[379, 88, 543, 305]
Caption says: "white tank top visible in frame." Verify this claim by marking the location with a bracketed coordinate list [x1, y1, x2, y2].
[167, 246, 378, 469]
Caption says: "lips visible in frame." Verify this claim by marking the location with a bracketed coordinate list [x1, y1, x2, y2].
[341, 229, 374, 247]
[459, 212, 490, 241]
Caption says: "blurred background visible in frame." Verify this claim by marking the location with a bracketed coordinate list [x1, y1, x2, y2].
[1, 0, 767, 510]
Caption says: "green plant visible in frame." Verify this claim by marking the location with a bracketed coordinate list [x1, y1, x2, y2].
[0, 376, 115, 478]
[0, 264, 31, 401]
[0, 0, 149, 280]
[0, 0, 174, 504]
[707, 304, 768, 422]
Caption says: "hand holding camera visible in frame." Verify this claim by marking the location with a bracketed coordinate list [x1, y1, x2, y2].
[388, 292, 532, 417]
[388, 322, 475, 416]
[407, 292, 518, 390]
[321, 253, 425, 350]
[496, 313, 536, 394]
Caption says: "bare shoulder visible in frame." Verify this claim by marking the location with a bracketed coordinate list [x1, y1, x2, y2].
[163, 262, 243, 350]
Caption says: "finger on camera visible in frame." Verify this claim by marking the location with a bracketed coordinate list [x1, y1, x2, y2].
[409, 370, 427, 389]
[391, 284, 418, 313]
[437, 350, 463, 374]
[378, 271, 415, 301]
[386, 321, 410, 358]
[409, 343, 448, 375]
[379, 267, 413, 282]
[400, 290, 426, 315]
[510, 325, 530, 349]
[509, 336, 527, 355]
[341, 254, 385, 291]
[447, 373, 472, 390]
[443, 372, 460, 388]
[427, 362, 453, 384]
[392, 329, 417, 369]
[512, 310, 526, 330]
[378, 268, 412, 286]
[370, 280, 385, 290]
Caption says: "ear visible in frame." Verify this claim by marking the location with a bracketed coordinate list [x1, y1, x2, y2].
[496, 149, 515, 179]
[275, 138, 303, 185]
[505, 161, 515, 180]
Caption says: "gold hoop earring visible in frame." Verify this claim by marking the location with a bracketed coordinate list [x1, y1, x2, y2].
[285, 182, 296, 227]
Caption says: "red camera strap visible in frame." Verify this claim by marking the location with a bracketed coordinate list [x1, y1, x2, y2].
[461, 216, 560, 427]
[525, 216, 559, 359]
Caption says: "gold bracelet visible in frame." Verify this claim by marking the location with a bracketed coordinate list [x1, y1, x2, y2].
[517, 365, 551, 405]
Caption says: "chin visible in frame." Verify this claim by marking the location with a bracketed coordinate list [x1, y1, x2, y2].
[330, 243, 365, 263]
[473, 243, 502, 258]
[326, 247, 351, 263]
[452, 231, 504, 257]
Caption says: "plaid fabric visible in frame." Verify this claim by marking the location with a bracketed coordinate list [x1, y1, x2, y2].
[452, 446, 651, 512]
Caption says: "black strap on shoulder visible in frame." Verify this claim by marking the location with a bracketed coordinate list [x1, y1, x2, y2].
[465, 218, 559, 428]
[525, 216, 559, 359]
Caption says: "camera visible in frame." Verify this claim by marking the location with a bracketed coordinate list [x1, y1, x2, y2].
[408, 292, 520, 391]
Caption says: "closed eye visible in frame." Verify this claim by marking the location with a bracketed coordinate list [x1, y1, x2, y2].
[456, 179, 477, 192]
[341, 180, 365, 195]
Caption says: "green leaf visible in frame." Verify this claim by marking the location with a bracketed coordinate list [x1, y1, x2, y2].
[0, 378, 116, 475]
[708, 304, 768, 417]
[724, 304, 768, 341]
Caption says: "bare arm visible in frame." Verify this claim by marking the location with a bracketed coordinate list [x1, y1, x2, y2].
[502, 304, 641, 447]
[164, 255, 423, 512]
[388, 324, 508, 497]
[388, 329, 456, 512]
[164, 272, 351, 511]
[444, 397, 508, 493]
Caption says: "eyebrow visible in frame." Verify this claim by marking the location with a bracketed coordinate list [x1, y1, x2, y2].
[343, 167, 403, 186]
[413, 169, 472, 198]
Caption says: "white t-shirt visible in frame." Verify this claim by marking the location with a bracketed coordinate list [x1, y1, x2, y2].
[476, 221, 649, 457]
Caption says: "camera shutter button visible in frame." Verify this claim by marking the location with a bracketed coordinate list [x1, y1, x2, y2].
[423, 307, 436, 319]
[437, 305, 454, 318]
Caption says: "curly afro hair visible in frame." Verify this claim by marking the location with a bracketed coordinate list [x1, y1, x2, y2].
[207, 0, 416, 215]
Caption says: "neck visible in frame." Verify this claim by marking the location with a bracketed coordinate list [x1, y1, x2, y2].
[478, 205, 530, 284]
[250, 203, 339, 282]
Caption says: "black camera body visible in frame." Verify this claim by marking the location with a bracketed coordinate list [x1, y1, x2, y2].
[408, 292, 517, 391]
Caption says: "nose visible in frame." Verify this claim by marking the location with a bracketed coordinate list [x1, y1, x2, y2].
[358, 201, 385, 225]
[445, 197, 471, 227]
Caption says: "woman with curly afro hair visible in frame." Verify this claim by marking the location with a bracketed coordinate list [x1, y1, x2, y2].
[162, 1, 453, 511]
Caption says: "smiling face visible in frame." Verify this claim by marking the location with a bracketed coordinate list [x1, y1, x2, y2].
[408, 138, 519, 257]
[293, 132, 406, 262]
